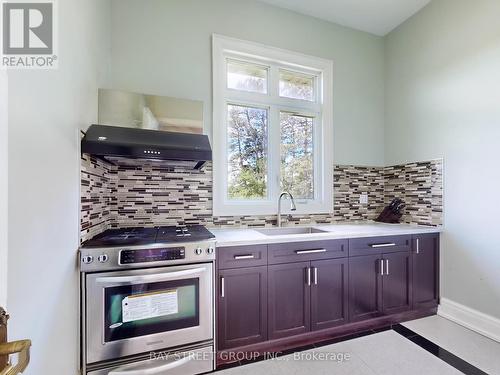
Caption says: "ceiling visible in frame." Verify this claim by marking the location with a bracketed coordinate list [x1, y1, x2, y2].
[257, 0, 432, 36]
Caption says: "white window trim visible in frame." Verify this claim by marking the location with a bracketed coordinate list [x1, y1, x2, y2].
[212, 34, 333, 216]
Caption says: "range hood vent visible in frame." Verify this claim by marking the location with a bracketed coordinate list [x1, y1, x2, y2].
[81, 124, 212, 169]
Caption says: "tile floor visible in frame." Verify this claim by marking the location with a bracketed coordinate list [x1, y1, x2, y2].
[403, 316, 500, 374]
[216, 316, 500, 375]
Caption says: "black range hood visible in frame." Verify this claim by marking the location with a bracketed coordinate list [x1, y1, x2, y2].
[81, 124, 212, 169]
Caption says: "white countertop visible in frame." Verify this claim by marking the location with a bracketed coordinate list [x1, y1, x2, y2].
[210, 222, 442, 247]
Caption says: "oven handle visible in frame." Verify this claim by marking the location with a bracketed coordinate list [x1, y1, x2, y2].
[109, 354, 193, 374]
[96, 267, 206, 284]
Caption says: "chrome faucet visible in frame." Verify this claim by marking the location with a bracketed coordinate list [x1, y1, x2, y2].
[277, 191, 297, 227]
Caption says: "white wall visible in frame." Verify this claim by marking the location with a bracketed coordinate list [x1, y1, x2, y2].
[6, 0, 110, 374]
[109, 0, 386, 166]
[0, 71, 7, 308]
[385, 0, 500, 319]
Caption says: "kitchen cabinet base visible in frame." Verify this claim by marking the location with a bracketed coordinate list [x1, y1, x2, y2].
[216, 306, 437, 367]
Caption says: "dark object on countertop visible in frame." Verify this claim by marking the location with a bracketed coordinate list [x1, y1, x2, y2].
[375, 198, 406, 223]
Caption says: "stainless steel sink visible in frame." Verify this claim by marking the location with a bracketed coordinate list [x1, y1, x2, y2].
[257, 227, 327, 236]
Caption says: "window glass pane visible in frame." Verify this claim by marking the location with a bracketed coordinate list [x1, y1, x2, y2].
[227, 104, 268, 199]
[279, 70, 315, 101]
[280, 112, 314, 199]
[227, 60, 268, 94]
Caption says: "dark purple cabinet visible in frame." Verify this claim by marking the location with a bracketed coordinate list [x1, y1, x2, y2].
[217, 245, 267, 270]
[382, 251, 412, 314]
[349, 250, 412, 321]
[348, 255, 383, 322]
[216, 234, 439, 355]
[218, 266, 268, 350]
[268, 240, 347, 264]
[268, 262, 311, 339]
[349, 235, 411, 257]
[311, 258, 348, 330]
[412, 234, 440, 309]
[268, 258, 348, 339]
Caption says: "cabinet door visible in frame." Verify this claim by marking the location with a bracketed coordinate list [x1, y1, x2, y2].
[382, 251, 412, 315]
[311, 258, 348, 331]
[412, 234, 440, 309]
[218, 266, 267, 350]
[268, 262, 311, 339]
[348, 255, 382, 322]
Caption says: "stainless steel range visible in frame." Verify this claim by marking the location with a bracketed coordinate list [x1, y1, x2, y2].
[79, 225, 216, 375]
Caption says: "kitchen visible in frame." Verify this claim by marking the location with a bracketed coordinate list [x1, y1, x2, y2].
[2, 0, 500, 375]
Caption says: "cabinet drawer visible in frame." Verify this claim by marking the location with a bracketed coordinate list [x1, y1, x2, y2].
[268, 240, 347, 264]
[217, 245, 267, 269]
[349, 235, 410, 257]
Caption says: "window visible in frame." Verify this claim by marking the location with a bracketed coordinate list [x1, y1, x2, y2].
[279, 70, 315, 101]
[227, 104, 268, 199]
[227, 60, 268, 94]
[280, 112, 314, 199]
[213, 35, 333, 216]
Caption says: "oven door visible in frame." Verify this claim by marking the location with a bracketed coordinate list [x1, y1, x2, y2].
[85, 263, 213, 364]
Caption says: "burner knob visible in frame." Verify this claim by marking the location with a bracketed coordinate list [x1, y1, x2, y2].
[82, 255, 93, 264]
[195, 247, 203, 255]
[207, 247, 215, 255]
[98, 254, 109, 263]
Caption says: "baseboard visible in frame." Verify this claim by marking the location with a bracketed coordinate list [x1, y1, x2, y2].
[438, 298, 500, 343]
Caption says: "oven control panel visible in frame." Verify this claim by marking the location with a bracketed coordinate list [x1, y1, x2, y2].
[119, 247, 185, 264]
[80, 240, 215, 272]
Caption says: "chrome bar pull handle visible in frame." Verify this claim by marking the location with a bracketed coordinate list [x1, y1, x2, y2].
[234, 254, 255, 260]
[385, 259, 389, 275]
[295, 249, 327, 255]
[96, 267, 205, 284]
[313, 267, 318, 285]
[306, 267, 311, 286]
[370, 243, 396, 248]
[416, 238, 420, 254]
[380, 259, 385, 275]
[221, 277, 225, 298]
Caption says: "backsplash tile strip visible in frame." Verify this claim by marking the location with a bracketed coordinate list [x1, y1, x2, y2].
[80, 155, 443, 243]
[109, 163, 213, 228]
[333, 165, 385, 221]
[80, 155, 113, 241]
[384, 159, 443, 226]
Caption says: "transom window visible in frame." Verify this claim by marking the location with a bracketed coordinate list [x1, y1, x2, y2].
[213, 35, 333, 216]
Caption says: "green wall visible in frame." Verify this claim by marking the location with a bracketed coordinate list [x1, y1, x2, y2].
[385, 0, 500, 319]
[109, 0, 386, 166]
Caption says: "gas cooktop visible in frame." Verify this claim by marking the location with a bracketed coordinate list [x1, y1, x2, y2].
[81, 225, 215, 248]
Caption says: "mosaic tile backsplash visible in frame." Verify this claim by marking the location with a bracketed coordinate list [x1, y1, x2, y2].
[80, 155, 443, 242]
[384, 160, 443, 226]
[81, 155, 113, 240]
